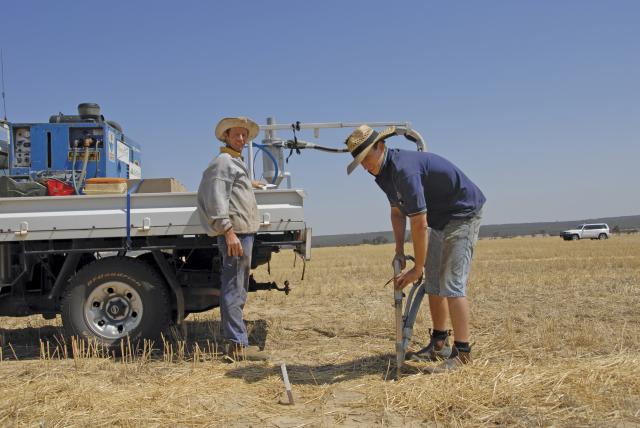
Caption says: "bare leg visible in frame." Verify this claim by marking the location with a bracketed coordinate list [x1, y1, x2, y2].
[447, 296, 470, 342]
[429, 295, 449, 331]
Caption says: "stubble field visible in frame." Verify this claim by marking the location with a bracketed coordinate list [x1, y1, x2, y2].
[0, 235, 639, 427]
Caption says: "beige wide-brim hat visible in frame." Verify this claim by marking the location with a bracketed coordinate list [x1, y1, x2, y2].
[215, 117, 260, 143]
[345, 124, 396, 175]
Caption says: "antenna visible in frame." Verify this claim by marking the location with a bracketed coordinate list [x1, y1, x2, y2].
[1, 49, 7, 121]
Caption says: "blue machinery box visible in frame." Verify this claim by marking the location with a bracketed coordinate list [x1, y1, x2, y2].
[4, 104, 142, 180]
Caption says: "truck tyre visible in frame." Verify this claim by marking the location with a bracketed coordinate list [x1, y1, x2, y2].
[61, 256, 170, 348]
[598, 233, 608, 240]
[572, 234, 580, 240]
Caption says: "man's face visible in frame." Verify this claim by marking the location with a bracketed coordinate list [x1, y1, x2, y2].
[225, 127, 249, 152]
[360, 141, 385, 175]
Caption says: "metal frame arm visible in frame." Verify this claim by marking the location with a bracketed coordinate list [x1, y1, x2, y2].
[393, 126, 426, 152]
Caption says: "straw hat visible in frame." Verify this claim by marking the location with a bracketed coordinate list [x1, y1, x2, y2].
[345, 124, 396, 174]
[215, 117, 259, 143]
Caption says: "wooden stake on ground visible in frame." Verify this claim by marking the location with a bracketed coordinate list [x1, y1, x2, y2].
[280, 362, 294, 405]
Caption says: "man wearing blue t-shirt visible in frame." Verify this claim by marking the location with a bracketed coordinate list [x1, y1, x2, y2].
[345, 125, 486, 371]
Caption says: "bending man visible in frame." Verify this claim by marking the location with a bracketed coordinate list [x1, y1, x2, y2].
[344, 125, 485, 371]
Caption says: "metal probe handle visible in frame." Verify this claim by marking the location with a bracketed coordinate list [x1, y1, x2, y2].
[393, 259, 404, 380]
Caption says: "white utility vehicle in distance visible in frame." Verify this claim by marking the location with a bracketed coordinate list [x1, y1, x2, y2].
[561, 223, 610, 241]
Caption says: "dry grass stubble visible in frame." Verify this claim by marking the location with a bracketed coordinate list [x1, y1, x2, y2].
[0, 235, 639, 426]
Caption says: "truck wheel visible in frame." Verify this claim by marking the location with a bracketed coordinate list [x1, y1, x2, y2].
[572, 234, 580, 240]
[598, 233, 608, 240]
[61, 257, 170, 347]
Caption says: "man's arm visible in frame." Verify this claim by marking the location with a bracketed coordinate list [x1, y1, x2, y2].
[390, 206, 407, 268]
[395, 213, 428, 290]
[409, 213, 428, 270]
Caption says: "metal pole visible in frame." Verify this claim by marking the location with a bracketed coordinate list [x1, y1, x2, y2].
[258, 121, 412, 131]
[401, 283, 426, 353]
[262, 117, 279, 185]
[265, 117, 274, 140]
[393, 259, 404, 380]
[1, 49, 7, 121]
[248, 138, 254, 181]
[259, 121, 425, 152]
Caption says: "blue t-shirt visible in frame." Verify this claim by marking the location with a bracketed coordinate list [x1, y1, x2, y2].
[374, 149, 486, 230]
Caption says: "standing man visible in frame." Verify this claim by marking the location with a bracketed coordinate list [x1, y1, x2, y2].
[345, 125, 485, 371]
[197, 116, 266, 362]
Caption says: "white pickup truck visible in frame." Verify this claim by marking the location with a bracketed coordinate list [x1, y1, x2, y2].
[561, 223, 610, 241]
[0, 188, 310, 345]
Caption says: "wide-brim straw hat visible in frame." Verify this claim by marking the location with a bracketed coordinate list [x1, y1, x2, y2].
[345, 124, 396, 175]
[215, 117, 260, 143]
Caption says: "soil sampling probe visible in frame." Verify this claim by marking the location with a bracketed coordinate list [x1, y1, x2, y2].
[392, 254, 427, 380]
[393, 258, 404, 380]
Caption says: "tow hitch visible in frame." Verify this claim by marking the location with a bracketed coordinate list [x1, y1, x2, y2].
[249, 275, 291, 295]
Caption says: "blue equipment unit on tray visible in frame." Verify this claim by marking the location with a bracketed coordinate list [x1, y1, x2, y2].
[5, 103, 142, 181]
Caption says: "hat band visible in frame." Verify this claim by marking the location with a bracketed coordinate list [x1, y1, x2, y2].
[350, 130, 379, 159]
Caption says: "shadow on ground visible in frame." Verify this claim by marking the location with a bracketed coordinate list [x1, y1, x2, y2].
[0, 318, 268, 360]
[181, 319, 268, 351]
[224, 353, 424, 384]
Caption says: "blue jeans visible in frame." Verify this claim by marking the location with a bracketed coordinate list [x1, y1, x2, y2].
[217, 234, 254, 347]
[424, 210, 483, 297]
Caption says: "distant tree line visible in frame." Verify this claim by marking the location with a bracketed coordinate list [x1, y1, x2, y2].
[361, 236, 389, 245]
[314, 217, 640, 247]
[612, 225, 639, 234]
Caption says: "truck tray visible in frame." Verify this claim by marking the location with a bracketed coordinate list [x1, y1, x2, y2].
[0, 189, 306, 242]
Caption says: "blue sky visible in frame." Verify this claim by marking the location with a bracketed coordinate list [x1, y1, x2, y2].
[1, 1, 638, 234]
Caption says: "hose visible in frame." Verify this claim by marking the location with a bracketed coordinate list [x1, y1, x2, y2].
[281, 140, 349, 153]
[77, 139, 91, 187]
[279, 129, 424, 153]
[393, 127, 426, 152]
[252, 143, 279, 185]
[304, 144, 349, 153]
[251, 128, 423, 187]
[71, 144, 80, 194]
[94, 141, 100, 178]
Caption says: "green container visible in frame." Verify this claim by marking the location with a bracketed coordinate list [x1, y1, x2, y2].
[0, 176, 47, 198]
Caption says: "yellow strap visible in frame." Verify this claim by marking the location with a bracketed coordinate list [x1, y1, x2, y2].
[220, 146, 243, 159]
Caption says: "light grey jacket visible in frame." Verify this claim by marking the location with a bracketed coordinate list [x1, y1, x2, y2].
[197, 153, 260, 236]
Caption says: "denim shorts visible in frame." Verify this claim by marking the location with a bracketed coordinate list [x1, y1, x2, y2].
[423, 210, 483, 297]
